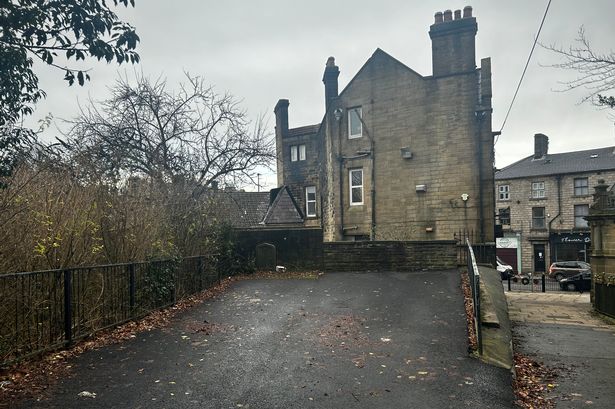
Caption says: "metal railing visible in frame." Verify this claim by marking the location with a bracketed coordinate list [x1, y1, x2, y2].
[0, 254, 229, 366]
[466, 239, 483, 355]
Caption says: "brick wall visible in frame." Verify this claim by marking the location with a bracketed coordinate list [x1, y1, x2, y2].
[323, 241, 457, 272]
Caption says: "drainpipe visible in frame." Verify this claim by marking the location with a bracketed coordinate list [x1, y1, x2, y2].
[370, 137, 376, 240]
[334, 108, 344, 240]
[547, 175, 562, 263]
[475, 111, 486, 242]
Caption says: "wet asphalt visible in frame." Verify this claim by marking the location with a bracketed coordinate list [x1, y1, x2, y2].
[17, 271, 513, 408]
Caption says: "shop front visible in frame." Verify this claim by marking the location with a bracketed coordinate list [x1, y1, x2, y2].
[549, 232, 591, 263]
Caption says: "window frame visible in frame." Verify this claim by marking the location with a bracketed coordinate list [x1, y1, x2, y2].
[531, 207, 546, 229]
[574, 177, 589, 196]
[290, 145, 298, 162]
[498, 185, 510, 201]
[531, 181, 545, 199]
[305, 186, 316, 218]
[348, 107, 362, 139]
[298, 144, 306, 161]
[574, 204, 589, 228]
[349, 168, 364, 206]
[498, 207, 511, 225]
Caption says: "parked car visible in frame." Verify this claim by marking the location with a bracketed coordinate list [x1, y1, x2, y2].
[559, 272, 592, 292]
[548, 261, 591, 281]
[496, 257, 514, 280]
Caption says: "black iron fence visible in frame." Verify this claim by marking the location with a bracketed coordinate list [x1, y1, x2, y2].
[505, 274, 564, 292]
[455, 230, 495, 267]
[595, 283, 615, 318]
[0, 254, 228, 366]
[466, 239, 482, 355]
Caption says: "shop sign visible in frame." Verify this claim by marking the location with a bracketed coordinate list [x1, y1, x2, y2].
[496, 237, 518, 248]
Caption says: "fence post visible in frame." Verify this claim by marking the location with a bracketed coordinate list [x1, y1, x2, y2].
[63, 269, 72, 345]
[198, 257, 204, 291]
[541, 273, 546, 293]
[129, 263, 136, 313]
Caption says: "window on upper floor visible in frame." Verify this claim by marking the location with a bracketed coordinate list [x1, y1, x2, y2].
[574, 204, 589, 228]
[290, 144, 306, 162]
[574, 177, 589, 196]
[348, 107, 362, 139]
[349, 168, 363, 205]
[498, 207, 511, 225]
[305, 186, 316, 217]
[532, 207, 546, 229]
[498, 185, 510, 201]
[531, 181, 545, 199]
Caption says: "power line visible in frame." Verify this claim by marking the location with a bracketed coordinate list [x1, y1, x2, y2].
[498, 0, 552, 135]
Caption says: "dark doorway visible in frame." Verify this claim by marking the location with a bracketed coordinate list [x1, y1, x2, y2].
[533, 244, 546, 272]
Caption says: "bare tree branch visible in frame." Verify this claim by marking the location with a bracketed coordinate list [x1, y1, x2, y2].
[542, 26, 615, 107]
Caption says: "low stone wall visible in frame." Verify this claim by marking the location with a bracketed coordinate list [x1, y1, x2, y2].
[233, 228, 323, 269]
[323, 240, 457, 272]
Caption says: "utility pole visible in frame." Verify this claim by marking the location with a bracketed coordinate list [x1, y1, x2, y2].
[257, 173, 261, 192]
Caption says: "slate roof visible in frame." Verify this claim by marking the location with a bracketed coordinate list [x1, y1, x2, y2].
[262, 186, 304, 225]
[212, 186, 304, 228]
[214, 191, 270, 228]
[496, 146, 615, 180]
[287, 124, 320, 138]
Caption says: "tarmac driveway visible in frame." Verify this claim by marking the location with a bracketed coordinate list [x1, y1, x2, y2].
[18, 271, 513, 408]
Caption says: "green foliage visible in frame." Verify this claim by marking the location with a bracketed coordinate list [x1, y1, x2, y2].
[142, 259, 178, 308]
[218, 223, 255, 276]
[0, 0, 139, 127]
[0, 127, 36, 189]
[597, 95, 615, 109]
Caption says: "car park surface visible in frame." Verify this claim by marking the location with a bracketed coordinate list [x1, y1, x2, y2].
[14, 271, 513, 409]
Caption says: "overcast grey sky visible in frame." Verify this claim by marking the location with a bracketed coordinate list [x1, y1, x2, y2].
[27, 0, 615, 190]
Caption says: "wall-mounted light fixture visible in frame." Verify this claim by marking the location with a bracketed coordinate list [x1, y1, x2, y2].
[416, 184, 427, 192]
[333, 108, 343, 121]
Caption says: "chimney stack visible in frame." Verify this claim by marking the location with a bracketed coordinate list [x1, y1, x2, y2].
[322, 56, 340, 111]
[429, 5, 478, 77]
[274, 99, 289, 138]
[274, 99, 290, 186]
[533, 133, 549, 159]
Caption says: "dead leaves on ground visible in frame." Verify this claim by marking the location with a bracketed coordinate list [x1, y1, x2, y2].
[460, 271, 478, 353]
[513, 353, 559, 409]
[0, 276, 236, 406]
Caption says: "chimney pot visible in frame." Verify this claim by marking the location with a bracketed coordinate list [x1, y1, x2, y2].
[463, 6, 472, 18]
[454, 9, 461, 20]
[443, 9, 452, 21]
[434, 11, 443, 24]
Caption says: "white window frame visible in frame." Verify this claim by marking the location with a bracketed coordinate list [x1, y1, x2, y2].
[298, 144, 306, 161]
[574, 177, 589, 196]
[574, 204, 589, 228]
[348, 107, 362, 139]
[498, 185, 510, 201]
[531, 181, 545, 199]
[349, 169, 364, 205]
[305, 186, 316, 217]
[290, 145, 298, 162]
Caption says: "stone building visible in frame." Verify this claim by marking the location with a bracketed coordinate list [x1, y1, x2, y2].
[495, 134, 615, 273]
[586, 181, 615, 317]
[274, 6, 495, 242]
